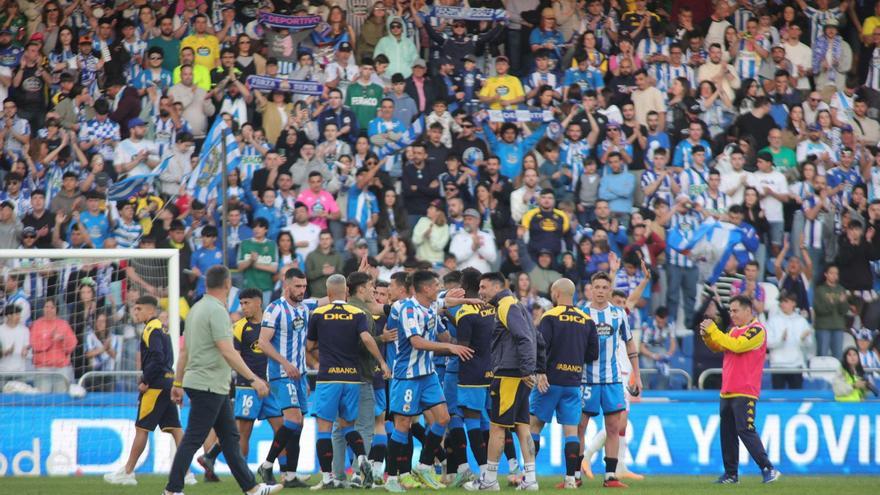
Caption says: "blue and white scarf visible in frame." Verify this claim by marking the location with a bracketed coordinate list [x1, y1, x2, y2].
[812, 34, 842, 83]
[430, 6, 507, 22]
[259, 12, 323, 30]
[377, 116, 425, 159]
[246, 75, 324, 95]
[487, 109, 554, 123]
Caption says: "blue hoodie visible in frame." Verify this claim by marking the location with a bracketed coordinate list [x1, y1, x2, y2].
[598, 166, 635, 215]
[482, 122, 548, 178]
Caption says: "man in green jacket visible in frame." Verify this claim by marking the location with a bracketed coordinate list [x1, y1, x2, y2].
[813, 265, 850, 358]
[305, 231, 344, 298]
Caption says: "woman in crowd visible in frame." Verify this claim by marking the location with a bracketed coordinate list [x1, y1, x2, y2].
[833, 347, 875, 402]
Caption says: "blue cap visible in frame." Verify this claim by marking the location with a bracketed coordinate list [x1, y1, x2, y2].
[128, 117, 146, 128]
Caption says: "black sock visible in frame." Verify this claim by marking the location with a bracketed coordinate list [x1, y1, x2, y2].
[565, 441, 580, 477]
[466, 427, 487, 466]
[604, 456, 618, 476]
[401, 436, 413, 474]
[411, 423, 426, 444]
[445, 426, 467, 473]
[577, 455, 584, 473]
[317, 434, 333, 473]
[284, 428, 302, 472]
[504, 430, 516, 461]
[206, 443, 222, 461]
[419, 431, 444, 466]
[266, 426, 293, 463]
[343, 428, 366, 458]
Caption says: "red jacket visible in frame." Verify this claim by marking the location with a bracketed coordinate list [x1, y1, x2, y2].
[702, 319, 767, 399]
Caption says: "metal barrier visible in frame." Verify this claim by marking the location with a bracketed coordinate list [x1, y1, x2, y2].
[697, 367, 880, 389]
[0, 371, 71, 393]
[640, 367, 693, 390]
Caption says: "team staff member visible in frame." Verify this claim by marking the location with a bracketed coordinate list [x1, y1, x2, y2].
[454, 268, 496, 484]
[104, 296, 193, 486]
[468, 272, 542, 491]
[256, 268, 311, 487]
[529, 278, 599, 489]
[306, 274, 390, 490]
[700, 295, 781, 485]
[232, 288, 269, 458]
[164, 265, 280, 495]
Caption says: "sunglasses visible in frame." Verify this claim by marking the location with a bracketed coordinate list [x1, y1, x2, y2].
[391, 24, 402, 29]
[462, 124, 474, 128]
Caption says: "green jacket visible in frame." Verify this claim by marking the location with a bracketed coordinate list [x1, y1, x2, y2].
[813, 284, 849, 330]
[304, 248, 343, 298]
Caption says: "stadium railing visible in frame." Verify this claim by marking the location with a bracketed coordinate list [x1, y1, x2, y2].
[639, 367, 693, 389]
[0, 371, 70, 393]
[697, 367, 880, 390]
[78, 371, 144, 392]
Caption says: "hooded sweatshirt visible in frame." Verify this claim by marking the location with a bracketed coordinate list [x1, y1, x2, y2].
[373, 16, 418, 79]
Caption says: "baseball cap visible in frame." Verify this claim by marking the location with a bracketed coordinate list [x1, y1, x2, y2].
[756, 151, 774, 163]
[79, 35, 93, 44]
[30, 32, 44, 42]
[808, 122, 821, 131]
[537, 248, 553, 256]
[338, 41, 353, 52]
[355, 238, 369, 248]
[495, 55, 509, 64]
[823, 17, 839, 28]
[854, 328, 874, 341]
[128, 117, 146, 128]
[412, 58, 426, 68]
[22, 226, 36, 237]
[463, 208, 480, 218]
[461, 54, 477, 64]
[440, 55, 455, 66]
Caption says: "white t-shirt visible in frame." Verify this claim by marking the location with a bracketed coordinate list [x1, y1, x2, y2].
[720, 169, 751, 205]
[748, 170, 788, 222]
[285, 222, 321, 258]
[113, 138, 159, 176]
[0, 324, 30, 373]
[784, 41, 813, 90]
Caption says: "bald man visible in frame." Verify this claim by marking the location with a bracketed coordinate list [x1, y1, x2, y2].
[306, 274, 390, 489]
[528, 278, 599, 489]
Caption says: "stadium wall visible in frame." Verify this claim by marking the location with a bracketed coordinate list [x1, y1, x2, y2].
[1, 394, 878, 476]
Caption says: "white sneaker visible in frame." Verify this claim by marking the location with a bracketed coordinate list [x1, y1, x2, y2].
[563, 476, 577, 489]
[103, 468, 137, 486]
[249, 482, 283, 495]
[463, 478, 500, 491]
[516, 480, 539, 491]
[184, 472, 198, 485]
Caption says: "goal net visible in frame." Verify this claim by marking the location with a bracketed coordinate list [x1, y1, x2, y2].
[0, 249, 179, 476]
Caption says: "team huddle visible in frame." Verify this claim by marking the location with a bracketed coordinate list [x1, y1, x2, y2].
[106, 263, 648, 491]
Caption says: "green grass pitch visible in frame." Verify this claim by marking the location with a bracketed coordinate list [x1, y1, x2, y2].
[0, 475, 877, 495]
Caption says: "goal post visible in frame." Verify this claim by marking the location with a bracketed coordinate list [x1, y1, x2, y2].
[0, 248, 181, 364]
[0, 248, 182, 476]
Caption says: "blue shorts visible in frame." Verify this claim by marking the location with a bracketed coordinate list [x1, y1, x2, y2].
[263, 377, 309, 418]
[457, 385, 489, 419]
[312, 382, 361, 423]
[529, 384, 581, 426]
[582, 383, 626, 417]
[234, 387, 272, 420]
[374, 387, 387, 418]
[444, 371, 460, 416]
[435, 365, 446, 386]
[390, 374, 445, 416]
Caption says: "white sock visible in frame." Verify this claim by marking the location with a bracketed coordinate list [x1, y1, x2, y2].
[565, 475, 576, 483]
[523, 462, 536, 483]
[508, 458, 519, 473]
[261, 460, 273, 469]
[479, 464, 488, 476]
[575, 470, 582, 480]
[357, 454, 368, 470]
[586, 429, 607, 459]
[458, 464, 470, 474]
[387, 475, 398, 482]
[322, 471, 333, 483]
[485, 461, 499, 484]
[418, 462, 432, 470]
[616, 434, 628, 476]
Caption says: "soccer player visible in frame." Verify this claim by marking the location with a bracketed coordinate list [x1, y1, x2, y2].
[307, 274, 390, 489]
[529, 278, 599, 489]
[230, 289, 268, 457]
[452, 268, 495, 485]
[366, 279, 393, 487]
[582, 255, 650, 482]
[578, 271, 642, 488]
[387, 271, 474, 492]
[467, 272, 540, 491]
[104, 296, 195, 486]
[255, 268, 311, 487]
[700, 295, 781, 484]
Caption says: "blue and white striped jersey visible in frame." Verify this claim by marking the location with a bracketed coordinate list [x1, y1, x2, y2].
[386, 299, 406, 368]
[696, 190, 730, 217]
[560, 138, 592, 192]
[650, 63, 695, 93]
[667, 210, 704, 268]
[112, 219, 143, 248]
[394, 297, 443, 379]
[261, 297, 310, 380]
[679, 165, 710, 199]
[582, 303, 632, 384]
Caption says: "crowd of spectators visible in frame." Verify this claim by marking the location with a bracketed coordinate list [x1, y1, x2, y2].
[0, 0, 879, 397]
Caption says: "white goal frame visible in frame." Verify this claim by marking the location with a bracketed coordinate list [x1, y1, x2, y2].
[0, 249, 181, 363]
